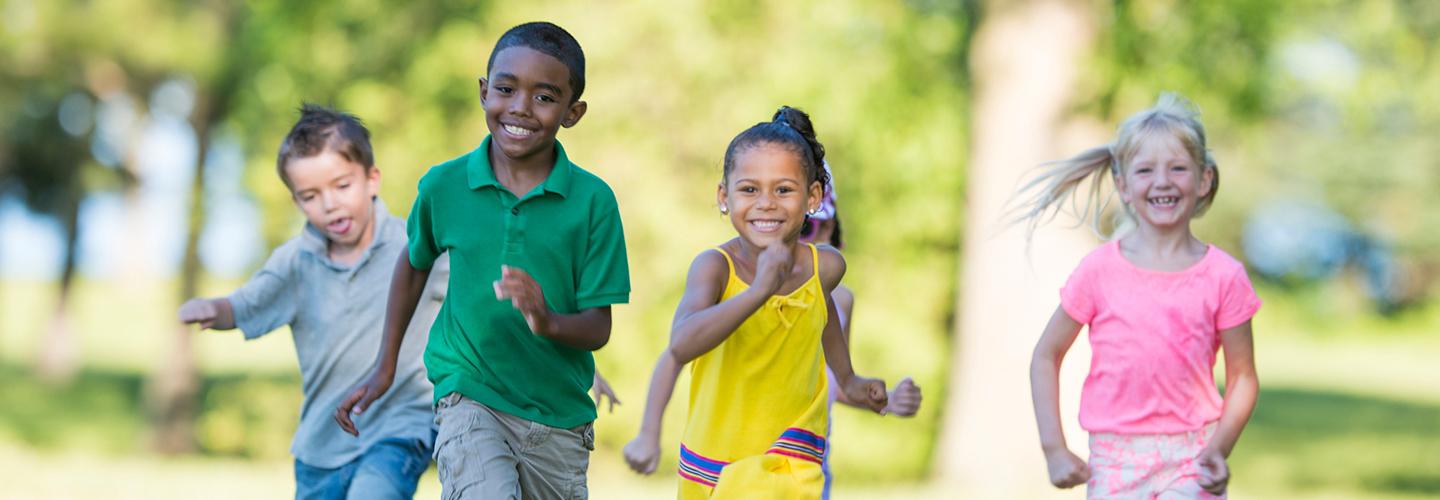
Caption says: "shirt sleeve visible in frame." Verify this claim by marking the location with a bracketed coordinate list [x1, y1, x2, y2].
[1216, 265, 1263, 330]
[1059, 258, 1096, 324]
[407, 175, 442, 271]
[575, 187, 630, 310]
[227, 247, 298, 340]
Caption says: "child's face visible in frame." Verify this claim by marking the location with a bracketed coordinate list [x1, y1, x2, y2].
[1116, 132, 1213, 230]
[718, 143, 823, 248]
[285, 150, 381, 249]
[479, 46, 587, 162]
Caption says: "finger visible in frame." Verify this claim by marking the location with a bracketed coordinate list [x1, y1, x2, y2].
[607, 397, 615, 413]
[494, 280, 506, 299]
[200, 319, 215, 330]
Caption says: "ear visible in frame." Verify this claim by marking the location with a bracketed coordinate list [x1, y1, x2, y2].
[477, 77, 489, 106]
[1112, 168, 1132, 204]
[1198, 164, 1215, 198]
[562, 99, 588, 129]
[716, 182, 728, 213]
[365, 166, 382, 196]
[807, 180, 824, 214]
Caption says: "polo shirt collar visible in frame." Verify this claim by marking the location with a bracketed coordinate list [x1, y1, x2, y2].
[466, 135, 574, 198]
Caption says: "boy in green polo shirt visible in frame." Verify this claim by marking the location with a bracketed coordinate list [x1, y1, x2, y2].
[334, 22, 628, 498]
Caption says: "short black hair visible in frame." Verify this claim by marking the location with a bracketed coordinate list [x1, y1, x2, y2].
[486, 22, 586, 101]
[722, 106, 829, 190]
[275, 103, 374, 190]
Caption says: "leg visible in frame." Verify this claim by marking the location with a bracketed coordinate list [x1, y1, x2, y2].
[499, 408, 593, 500]
[296, 459, 357, 500]
[346, 437, 433, 500]
[433, 393, 523, 500]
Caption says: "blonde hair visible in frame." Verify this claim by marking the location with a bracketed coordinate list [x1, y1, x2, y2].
[1008, 92, 1219, 241]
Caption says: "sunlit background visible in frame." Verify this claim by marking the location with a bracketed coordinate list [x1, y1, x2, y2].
[1, 1, 1436, 498]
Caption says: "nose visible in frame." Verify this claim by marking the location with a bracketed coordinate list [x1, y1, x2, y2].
[1155, 169, 1176, 188]
[756, 191, 777, 209]
[507, 93, 532, 117]
[320, 189, 338, 212]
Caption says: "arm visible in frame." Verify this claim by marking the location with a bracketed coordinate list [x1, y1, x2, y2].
[1196, 320, 1258, 494]
[623, 349, 682, 474]
[622, 249, 742, 474]
[1030, 305, 1089, 489]
[177, 297, 236, 330]
[334, 251, 432, 436]
[817, 250, 887, 413]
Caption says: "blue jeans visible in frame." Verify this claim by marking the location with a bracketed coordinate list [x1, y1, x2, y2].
[295, 437, 433, 500]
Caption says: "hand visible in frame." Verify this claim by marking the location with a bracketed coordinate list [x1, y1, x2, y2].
[623, 434, 660, 474]
[883, 376, 922, 417]
[1195, 446, 1229, 495]
[751, 243, 795, 296]
[178, 298, 219, 329]
[494, 265, 554, 336]
[1044, 447, 1090, 489]
[592, 371, 621, 414]
[843, 375, 888, 414]
[333, 366, 395, 437]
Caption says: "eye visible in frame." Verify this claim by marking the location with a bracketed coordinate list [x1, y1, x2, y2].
[739, 186, 758, 193]
[495, 86, 514, 94]
[777, 186, 794, 194]
[338, 182, 351, 189]
[536, 94, 556, 103]
[1134, 167, 1152, 174]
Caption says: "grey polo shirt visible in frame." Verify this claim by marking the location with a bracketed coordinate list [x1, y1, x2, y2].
[228, 199, 445, 468]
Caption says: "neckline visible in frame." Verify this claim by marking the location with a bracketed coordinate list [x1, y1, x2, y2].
[1109, 239, 1214, 275]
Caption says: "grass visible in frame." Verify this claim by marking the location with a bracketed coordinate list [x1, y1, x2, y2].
[2, 279, 1438, 498]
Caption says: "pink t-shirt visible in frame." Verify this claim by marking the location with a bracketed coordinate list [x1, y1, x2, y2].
[1060, 240, 1261, 434]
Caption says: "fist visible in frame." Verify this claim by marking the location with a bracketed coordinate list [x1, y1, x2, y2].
[844, 375, 888, 414]
[752, 243, 796, 295]
[623, 436, 660, 475]
[883, 377, 922, 417]
[1044, 447, 1090, 489]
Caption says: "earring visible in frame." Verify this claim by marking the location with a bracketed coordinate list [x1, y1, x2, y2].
[719, 206, 729, 215]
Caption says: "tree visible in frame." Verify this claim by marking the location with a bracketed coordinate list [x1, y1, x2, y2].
[938, 0, 1098, 495]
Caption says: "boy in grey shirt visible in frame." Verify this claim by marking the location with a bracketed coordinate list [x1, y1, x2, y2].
[179, 104, 443, 499]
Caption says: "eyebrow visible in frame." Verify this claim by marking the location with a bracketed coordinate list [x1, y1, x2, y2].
[493, 72, 566, 97]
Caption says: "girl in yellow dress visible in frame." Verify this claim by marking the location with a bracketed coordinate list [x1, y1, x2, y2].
[623, 106, 890, 499]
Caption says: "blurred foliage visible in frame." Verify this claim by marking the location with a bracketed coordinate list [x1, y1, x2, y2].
[1, 0, 1438, 492]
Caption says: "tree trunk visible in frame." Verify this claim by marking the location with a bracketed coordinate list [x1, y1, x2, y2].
[37, 197, 82, 384]
[937, 0, 1098, 496]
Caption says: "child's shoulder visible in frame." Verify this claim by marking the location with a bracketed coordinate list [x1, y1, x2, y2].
[1202, 243, 1250, 276]
[566, 162, 619, 202]
[415, 150, 474, 192]
[815, 243, 846, 290]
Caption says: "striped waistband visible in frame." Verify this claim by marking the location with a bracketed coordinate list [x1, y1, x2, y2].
[678, 428, 828, 488]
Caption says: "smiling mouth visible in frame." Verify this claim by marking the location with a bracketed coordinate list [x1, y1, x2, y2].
[1148, 196, 1180, 207]
[503, 124, 535, 137]
[749, 220, 783, 233]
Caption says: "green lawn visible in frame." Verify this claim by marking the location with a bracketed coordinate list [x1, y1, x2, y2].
[1, 279, 1437, 498]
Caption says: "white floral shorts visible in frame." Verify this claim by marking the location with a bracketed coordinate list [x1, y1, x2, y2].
[1087, 423, 1225, 499]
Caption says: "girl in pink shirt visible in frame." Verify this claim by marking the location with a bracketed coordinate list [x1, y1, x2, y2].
[1021, 93, 1261, 499]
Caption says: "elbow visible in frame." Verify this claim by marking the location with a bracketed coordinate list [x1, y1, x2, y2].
[588, 330, 611, 351]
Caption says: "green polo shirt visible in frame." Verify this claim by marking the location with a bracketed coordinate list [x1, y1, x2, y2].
[407, 136, 629, 428]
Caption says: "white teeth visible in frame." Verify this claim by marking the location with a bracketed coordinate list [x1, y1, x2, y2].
[1149, 196, 1178, 206]
[752, 221, 780, 228]
[504, 124, 533, 137]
